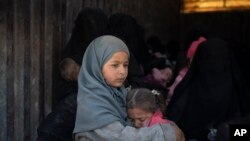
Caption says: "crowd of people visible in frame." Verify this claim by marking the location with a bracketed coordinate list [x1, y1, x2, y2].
[36, 7, 250, 141]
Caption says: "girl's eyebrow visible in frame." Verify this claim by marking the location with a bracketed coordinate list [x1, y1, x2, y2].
[110, 60, 129, 63]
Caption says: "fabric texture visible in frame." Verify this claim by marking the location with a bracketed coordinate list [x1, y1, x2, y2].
[166, 67, 188, 107]
[37, 92, 77, 141]
[75, 121, 176, 141]
[166, 36, 206, 108]
[62, 8, 108, 59]
[166, 38, 250, 140]
[74, 35, 130, 133]
[148, 110, 171, 127]
[187, 36, 206, 60]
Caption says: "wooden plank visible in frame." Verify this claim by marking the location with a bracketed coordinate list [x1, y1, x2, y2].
[6, 0, 15, 141]
[51, 0, 64, 106]
[43, 0, 53, 114]
[13, 0, 26, 140]
[30, 0, 42, 140]
[0, 0, 7, 140]
[23, 0, 31, 139]
[39, 0, 45, 120]
[65, 0, 82, 45]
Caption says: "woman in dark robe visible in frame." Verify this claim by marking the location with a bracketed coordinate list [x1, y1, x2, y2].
[166, 38, 250, 140]
[62, 7, 108, 59]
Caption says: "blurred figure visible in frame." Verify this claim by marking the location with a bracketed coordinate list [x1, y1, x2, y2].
[166, 36, 206, 107]
[144, 58, 173, 88]
[59, 57, 80, 81]
[62, 7, 108, 59]
[166, 38, 250, 140]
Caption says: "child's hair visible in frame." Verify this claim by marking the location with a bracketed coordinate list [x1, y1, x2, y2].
[126, 88, 166, 115]
[59, 57, 80, 81]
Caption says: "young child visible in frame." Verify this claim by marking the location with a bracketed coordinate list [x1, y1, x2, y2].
[144, 67, 173, 88]
[59, 57, 80, 81]
[74, 35, 184, 141]
[126, 88, 185, 141]
[37, 57, 81, 141]
[126, 88, 171, 128]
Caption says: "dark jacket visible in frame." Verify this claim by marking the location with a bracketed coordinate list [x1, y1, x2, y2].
[37, 91, 77, 141]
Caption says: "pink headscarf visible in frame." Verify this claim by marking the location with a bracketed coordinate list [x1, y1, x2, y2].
[187, 36, 207, 59]
[166, 36, 206, 107]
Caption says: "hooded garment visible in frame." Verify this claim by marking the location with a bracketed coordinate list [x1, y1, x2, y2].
[166, 38, 250, 140]
[186, 36, 207, 60]
[62, 8, 108, 59]
[166, 36, 206, 107]
[107, 13, 148, 88]
[74, 35, 130, 133]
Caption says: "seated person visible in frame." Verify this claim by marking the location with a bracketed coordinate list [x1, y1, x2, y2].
[36, 90, 77, 141]
[37, 56, 81, 141]
[126, 88, 185, 141]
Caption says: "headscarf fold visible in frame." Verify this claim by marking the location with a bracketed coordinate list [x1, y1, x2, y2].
[74, 35, 130, 133]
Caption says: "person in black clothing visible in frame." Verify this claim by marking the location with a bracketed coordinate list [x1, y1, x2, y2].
[166, 38, 250, 140]
[62, 7, 108, 59]
[37, 55, 80, 141]
[37, 91, 77, 141]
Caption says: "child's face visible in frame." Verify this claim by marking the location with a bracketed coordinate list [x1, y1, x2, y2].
[127, 108, 153, 128]
[160, 67, 173, 83]
[102, 51, 129, 88]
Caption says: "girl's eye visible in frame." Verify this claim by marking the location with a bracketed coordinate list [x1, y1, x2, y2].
[112, 64, 119, 67]
[124, 64, 129, 67]
[129, 119, 135, 123]
[139, 118, 146, 122]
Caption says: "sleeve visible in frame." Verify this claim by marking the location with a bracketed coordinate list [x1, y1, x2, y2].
[74, 121, 180, 141]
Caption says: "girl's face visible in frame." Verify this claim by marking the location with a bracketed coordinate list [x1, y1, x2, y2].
[127, 108, 153, 128]
[102, 51, 129, 87]
[160, 67, 173, 83]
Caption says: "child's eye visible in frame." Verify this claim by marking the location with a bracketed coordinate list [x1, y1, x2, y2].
[139, 118, 146, 122]
[112, 64, 119, 67]
[124, 64, 129, 67]
[129, 118, 135, 123]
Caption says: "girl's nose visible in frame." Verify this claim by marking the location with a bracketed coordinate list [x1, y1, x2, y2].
[119, 66, 126, 74]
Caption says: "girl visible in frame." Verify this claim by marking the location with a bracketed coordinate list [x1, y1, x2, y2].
[127, 88, 185, 141]
[74, 35, 183, 141]
[126, 88, 171, 128]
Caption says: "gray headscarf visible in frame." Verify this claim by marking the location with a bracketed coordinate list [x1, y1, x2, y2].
[74, 35, 130, 133]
